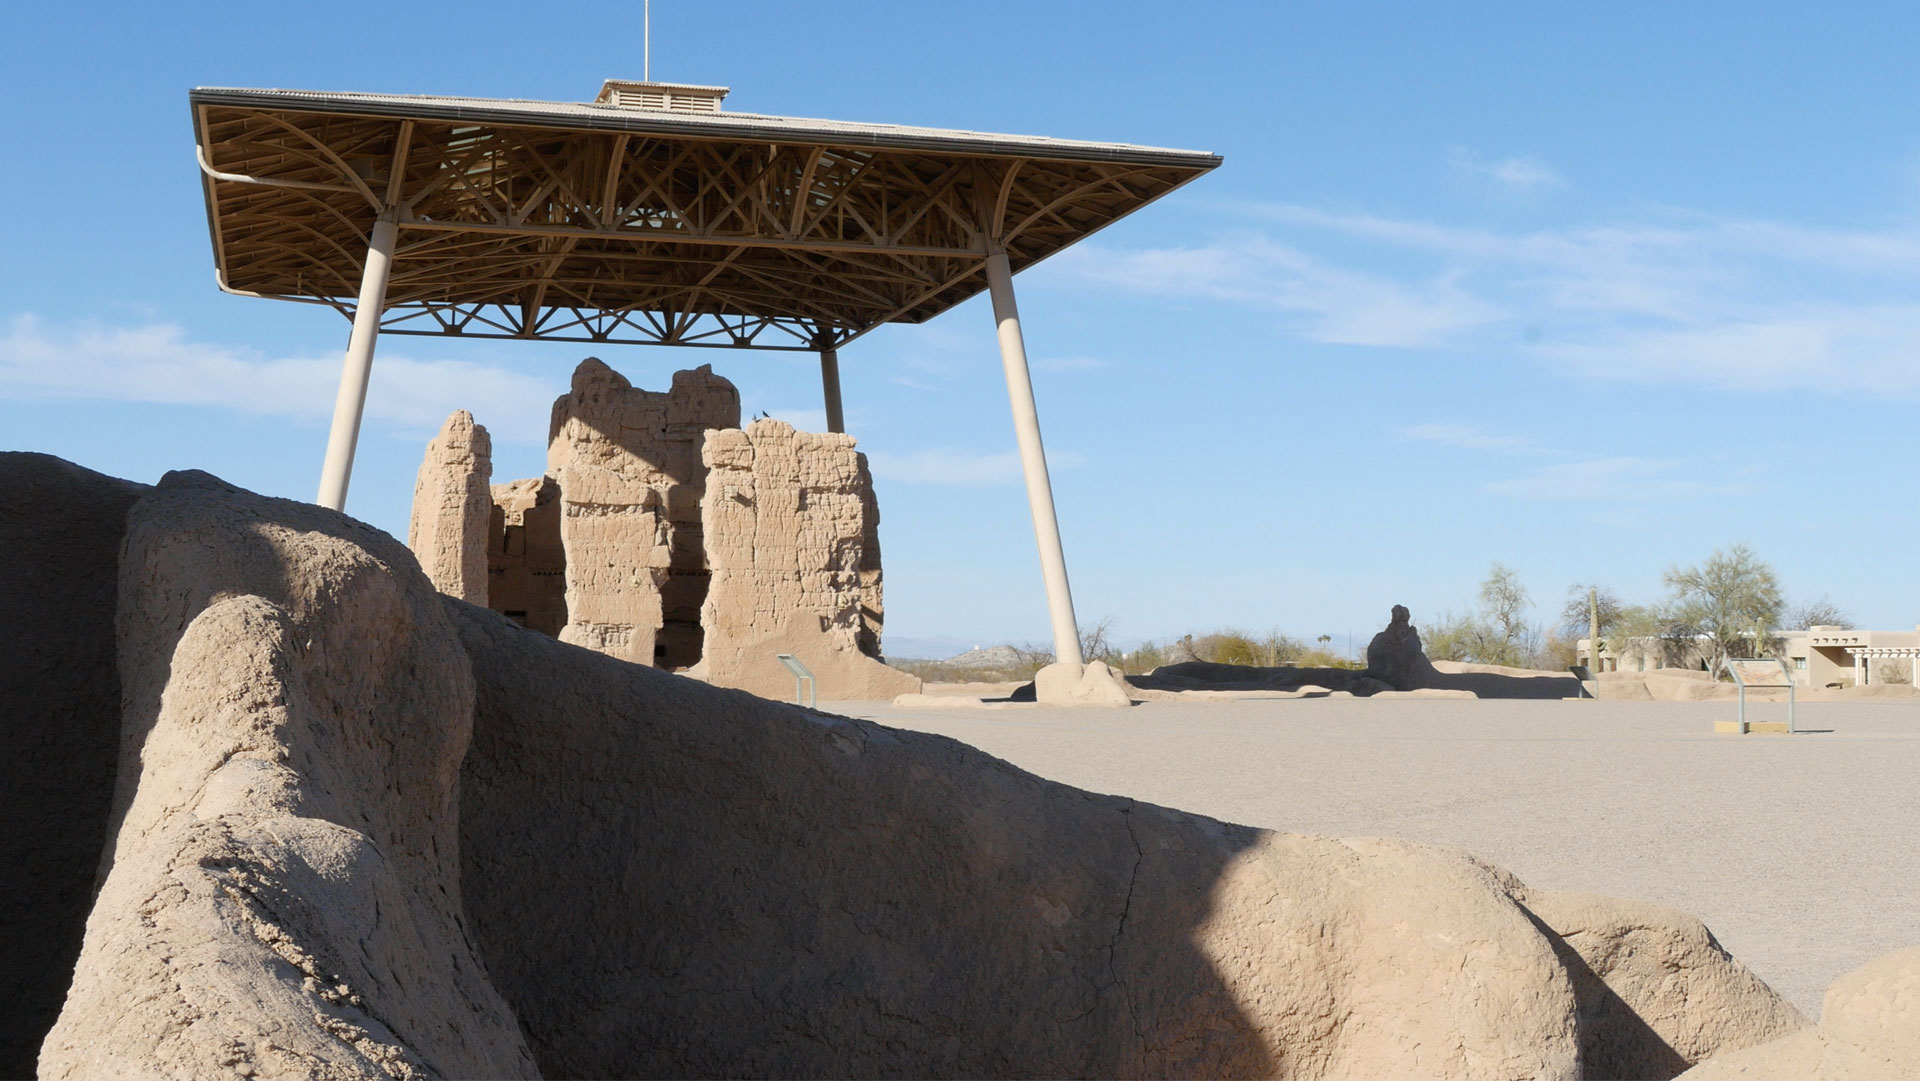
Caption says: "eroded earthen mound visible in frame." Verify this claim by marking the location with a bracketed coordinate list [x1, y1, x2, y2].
[38, 468, 534, 1080]
[1677, 947, 1920, 1080]
[0, 455, 144, 1078]
[0, 454, 1848, 1079]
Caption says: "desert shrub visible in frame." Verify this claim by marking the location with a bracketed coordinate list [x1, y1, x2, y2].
[1420, 610, 1479, 662]
[1177, 629, 1305, 667]
[1538, 630, 1579, 671]
[1111, 640, 1170, 674]
[898, 623, 1358, 682]
[1295, 648, 1365, 670]
[1104, 629, 1344, 673]
[1195, 631, 1262, 666]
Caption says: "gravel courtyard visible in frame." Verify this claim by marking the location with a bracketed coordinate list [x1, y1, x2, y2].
[837, 696, 1920, 1018]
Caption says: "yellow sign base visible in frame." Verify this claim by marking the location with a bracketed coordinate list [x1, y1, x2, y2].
[1714, 720, 1791, 734]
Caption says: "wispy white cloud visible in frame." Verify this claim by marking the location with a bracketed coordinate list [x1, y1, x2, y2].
[1396, 422, 1539, 453]
[1533, 304, 1920, 395]
[0, 314, 555, 443]
[1447, 148, 1568, 192]
[887, 374, 950, 392]
[1053, 234, 1506, 348]
[866, 446, 1085, 485]
[1398, 421, 1767, 505]
[890, 321, 975, 354]
[1390, 424, 1735, 506]
[1063, 198, 1920, 400]
[1034, 354, 1107, 372]
[1481, 456, 1740, 502]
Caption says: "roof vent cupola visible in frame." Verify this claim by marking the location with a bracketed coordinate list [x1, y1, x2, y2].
[595, 79, 729, 113]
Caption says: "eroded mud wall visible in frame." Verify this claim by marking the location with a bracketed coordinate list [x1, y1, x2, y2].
[451, 596, 1617, 1080]
[0, 454, 143, 1079]
[487, 476, 566, 636]
[407, 410, 493, 605]
[695, 419, 917, 700]
[547, 359, 739, 667]
[38, 472, 536, 1080]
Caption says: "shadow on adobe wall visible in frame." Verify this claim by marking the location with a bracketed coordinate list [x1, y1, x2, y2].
[451, 600, 1276, 1078]
[0, 455, 145, 1080]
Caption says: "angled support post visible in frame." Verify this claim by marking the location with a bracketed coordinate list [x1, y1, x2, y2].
[984, 249, 1083, 667]
[776, 653, 816, 709]
[817, 337, 845, 434]
[316, 212, 399, 511]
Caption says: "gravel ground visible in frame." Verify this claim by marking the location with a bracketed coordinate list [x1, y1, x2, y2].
[831, 695, 1920, 1018]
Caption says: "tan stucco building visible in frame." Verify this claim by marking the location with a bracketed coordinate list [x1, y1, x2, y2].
[1783, 626, 1920, 688]
[1578, 625, 1920, 687]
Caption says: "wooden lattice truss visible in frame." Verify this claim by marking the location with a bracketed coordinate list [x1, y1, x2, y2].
[193, 92, 1220, 350]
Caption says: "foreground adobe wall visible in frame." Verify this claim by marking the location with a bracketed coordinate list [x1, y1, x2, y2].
[454, 593, 1564, 1077]
[11, 456, 1852, 1080]
[453, 589, 1805, 1079]
[0, 455, 144, 1079]
[1678, 947, 1920, 1080]
[39, 472, 535, 1080]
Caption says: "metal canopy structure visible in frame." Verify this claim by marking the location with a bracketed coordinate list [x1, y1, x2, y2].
[191, 84, 1219, 351]
[189, 80, 1221, 671]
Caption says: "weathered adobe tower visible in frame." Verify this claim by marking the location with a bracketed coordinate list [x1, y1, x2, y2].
[408, 358, 918, 701]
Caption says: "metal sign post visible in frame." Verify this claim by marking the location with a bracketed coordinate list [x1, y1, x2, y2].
[1567, 665, 1596, 699]
[1721, 657, 1796, 734]
[776, 654, 816, 709]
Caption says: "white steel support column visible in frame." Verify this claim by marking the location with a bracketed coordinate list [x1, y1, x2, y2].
[819, 344, 845, 434]
[316, 214, 399, 511]
[984, 250, 1083, 667]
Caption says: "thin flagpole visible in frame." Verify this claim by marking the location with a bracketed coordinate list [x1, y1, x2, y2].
[644, 0, 651, 81]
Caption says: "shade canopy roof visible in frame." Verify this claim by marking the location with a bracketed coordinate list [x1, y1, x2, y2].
[191, 85, 1221, 350]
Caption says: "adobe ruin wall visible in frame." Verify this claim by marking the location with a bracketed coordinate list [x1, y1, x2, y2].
[405, 410, 491, 605]
[690, 419, 914, 700]
[485, 476, 565, 638]
[407, 358, 918, 699]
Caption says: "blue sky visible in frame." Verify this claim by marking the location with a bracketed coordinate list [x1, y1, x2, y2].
[5, 2, 1918, 656]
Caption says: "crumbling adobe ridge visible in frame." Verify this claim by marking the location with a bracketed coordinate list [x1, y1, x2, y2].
[7, 453, 1899, 1079]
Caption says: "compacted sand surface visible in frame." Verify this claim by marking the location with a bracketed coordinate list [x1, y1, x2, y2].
[836, 696, 1920, 1018]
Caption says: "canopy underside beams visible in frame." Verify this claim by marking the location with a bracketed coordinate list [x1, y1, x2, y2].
[195, 98, 1216, 347]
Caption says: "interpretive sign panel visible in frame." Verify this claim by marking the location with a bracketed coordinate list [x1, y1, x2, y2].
[1567, 666, 1595, 699]
[1724, 658, 1792, 688]
[1719, 658, 1796, 734]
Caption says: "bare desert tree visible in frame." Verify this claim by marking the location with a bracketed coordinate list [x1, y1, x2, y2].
[1078, 616, 1119, 666]
[1476, 562, 1539, 667]
[1782, 596, 1852, 630]
[1663, 543, 1782, 670]
[1423, 564, 1542, 667]
[1558, 584, 1627, 641]
[1606, 602, 1694, 669]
